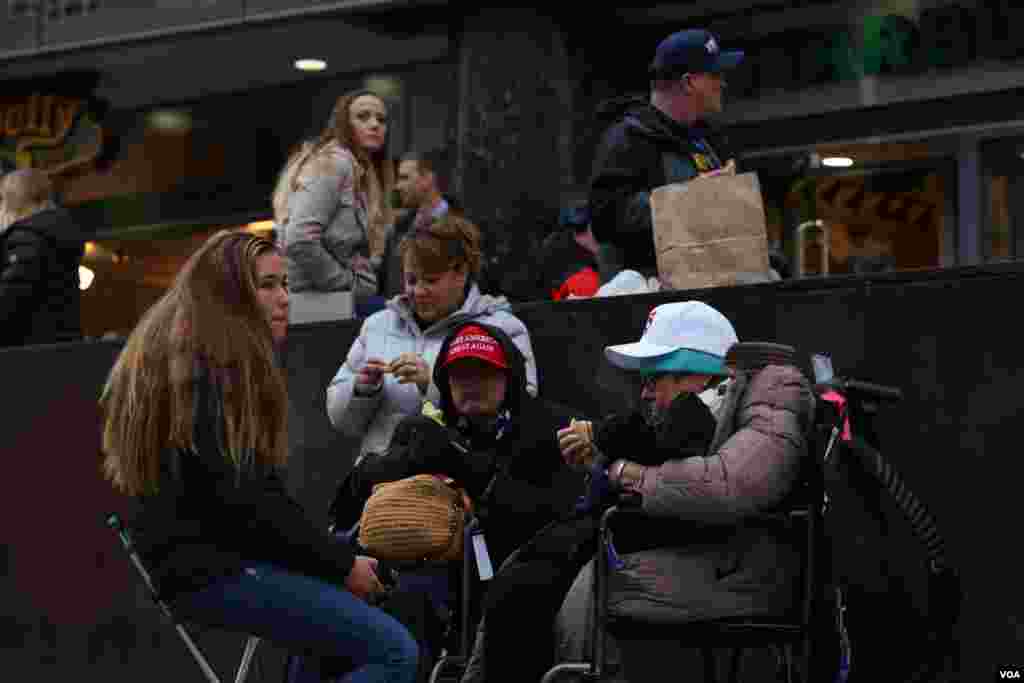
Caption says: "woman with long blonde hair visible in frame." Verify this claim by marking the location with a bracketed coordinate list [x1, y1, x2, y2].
[101, 230, 417, 683]
[273, 89, 395, 321]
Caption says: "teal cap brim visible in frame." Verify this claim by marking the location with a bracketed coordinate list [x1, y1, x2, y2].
[638, 348, 728, 377]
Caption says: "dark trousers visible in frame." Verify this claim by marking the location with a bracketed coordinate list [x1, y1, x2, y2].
[479, 516, 600, 683]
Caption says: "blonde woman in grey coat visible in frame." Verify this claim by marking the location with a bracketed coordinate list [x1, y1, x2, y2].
[326, 213, 538, 463]
[272, 90, 394, 320]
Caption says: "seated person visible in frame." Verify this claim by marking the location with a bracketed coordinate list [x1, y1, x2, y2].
[328, 322, 582, 679]
[554, 302, 815, 680]
[458, 300, 732, 683]
[326, 213, 538, 468]
[100, 231, 418, 683]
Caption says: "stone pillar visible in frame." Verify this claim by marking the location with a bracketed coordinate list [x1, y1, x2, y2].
[452, 7, 574, 296]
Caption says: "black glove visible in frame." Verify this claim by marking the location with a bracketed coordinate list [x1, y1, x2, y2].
[594, 411, 656, 460]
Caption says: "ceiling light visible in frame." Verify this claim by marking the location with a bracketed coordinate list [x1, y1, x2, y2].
[147, 109, 192, 132]
[295, 58, 327, 72]
[79, 266, 95, 291]
[822, 156, 854, 168]
[364, 75, 402, 98]
[245, 220, 275, 233]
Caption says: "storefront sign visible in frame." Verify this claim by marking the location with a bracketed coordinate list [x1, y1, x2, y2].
[735, 0, 1024, 97]
[0, 93, 105, 175]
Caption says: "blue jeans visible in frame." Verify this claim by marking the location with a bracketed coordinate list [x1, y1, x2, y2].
[172, 562, 418, 683]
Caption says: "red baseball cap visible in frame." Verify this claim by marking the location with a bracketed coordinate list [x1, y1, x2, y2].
[443, 325, 508, 369]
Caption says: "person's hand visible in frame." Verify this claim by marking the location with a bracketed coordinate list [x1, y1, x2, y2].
[390, 352, 431, 395]
[356, 357, 389, 393]
[699, 158, 737, 179]
[351, 254, 373, 272]
[558, 419, 595, 467]
[608, 459, 647, 493]
[345, 556, 385, 601]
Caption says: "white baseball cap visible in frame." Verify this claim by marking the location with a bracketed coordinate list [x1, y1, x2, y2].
[605, 301, 738, 376]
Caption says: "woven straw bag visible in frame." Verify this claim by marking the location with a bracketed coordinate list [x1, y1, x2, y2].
[358, 474, 469, 562]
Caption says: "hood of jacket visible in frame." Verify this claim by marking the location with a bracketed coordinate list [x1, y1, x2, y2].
[432, 319, 529, 426]
[387, 281, 513, 337]
[5, 206, 85, 252]
[595, 95, 715, 147]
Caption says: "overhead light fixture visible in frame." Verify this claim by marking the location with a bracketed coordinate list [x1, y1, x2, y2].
[822, 156, 854, 168]
[295, 58, 327, 72]
[364, 75, 402, 98]
[79, 265, 95, 291]
[147, 109, 192, 132]
[245, 220, 275, 233]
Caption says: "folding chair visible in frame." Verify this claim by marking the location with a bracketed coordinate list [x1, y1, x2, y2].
[105, 512, 262, 683]
[542, 469, 823, 683]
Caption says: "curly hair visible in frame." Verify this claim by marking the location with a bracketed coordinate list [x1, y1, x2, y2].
[398, 212, 483, 279]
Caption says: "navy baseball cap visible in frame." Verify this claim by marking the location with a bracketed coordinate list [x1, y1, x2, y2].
[650, 29, 744, 77]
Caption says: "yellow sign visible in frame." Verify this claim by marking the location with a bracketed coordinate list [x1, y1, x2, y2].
[0, 94, 104, 175]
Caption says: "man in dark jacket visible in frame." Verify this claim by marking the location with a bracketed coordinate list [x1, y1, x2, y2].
[329, 320, 583, 680]
[380, 149, 453, 299]
[589, 28, 744, 277]
[0, 168, 85, 347]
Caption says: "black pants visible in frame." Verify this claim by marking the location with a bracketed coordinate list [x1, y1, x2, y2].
[480, 516, 600, 683]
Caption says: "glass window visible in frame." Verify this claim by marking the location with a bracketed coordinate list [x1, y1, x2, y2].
[981, 137, 1024, 262]
[743, 140, 957, 278]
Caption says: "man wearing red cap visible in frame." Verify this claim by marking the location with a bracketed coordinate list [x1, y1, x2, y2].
[329, 321, 583, 679]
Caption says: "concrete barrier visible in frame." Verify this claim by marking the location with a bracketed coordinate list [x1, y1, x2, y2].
[3, 264, 1023, 681]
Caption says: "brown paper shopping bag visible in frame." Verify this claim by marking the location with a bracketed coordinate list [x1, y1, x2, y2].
[651, 171, 771, 291]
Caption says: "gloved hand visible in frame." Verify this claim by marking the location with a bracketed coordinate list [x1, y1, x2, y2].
[574, 460, 619, 517]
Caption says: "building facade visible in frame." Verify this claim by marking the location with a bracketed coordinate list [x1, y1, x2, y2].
[3, 1, 1024, 336]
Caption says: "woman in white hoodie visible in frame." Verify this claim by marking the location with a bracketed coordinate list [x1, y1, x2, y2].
[326, 213, 538, 461]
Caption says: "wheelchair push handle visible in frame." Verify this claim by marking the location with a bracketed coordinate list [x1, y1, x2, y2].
[842, 378, 903, 402]
[817, 377, 903, 403]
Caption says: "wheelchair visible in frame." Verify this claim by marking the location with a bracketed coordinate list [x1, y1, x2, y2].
[542, 343, 828, 683]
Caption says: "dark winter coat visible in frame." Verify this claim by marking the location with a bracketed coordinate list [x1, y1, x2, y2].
[589, 97, 729, 275]
[131, 364, 356, 603]
[330, 321, 583, 571]
[0, 207, 84, 347]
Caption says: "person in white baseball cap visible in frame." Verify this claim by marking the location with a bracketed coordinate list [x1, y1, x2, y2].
[558, 300, 737, 483]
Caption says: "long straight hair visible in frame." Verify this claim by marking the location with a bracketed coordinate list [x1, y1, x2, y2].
[100, 230, 288, 497]
[271, 89, 395, 251]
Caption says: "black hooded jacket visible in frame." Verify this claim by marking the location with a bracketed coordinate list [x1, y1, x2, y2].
[589, 97, 728, 275]
[331, 321, 583, 569]
[0, 206, 85, 347]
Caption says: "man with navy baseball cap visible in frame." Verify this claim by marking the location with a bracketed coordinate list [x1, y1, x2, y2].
[589, 28, 745, 280]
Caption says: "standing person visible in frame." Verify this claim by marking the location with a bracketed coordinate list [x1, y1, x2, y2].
[381, 149, 452, 299]
[0, 168, 85, 348]
[273, 90, 395, 321]
[589, 29, 744, 280]
[326, 213, 537, 464]
[100, 230, 418, 683]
